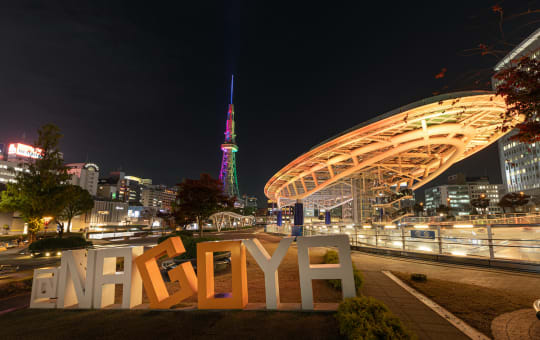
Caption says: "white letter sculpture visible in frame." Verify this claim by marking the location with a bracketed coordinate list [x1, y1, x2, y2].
[297, 234, 355, 310]
[243, 237, 293, 309]
[57, 249, 96, 308]
[93, 247, 143, 309]
[30, 267, 59, 308]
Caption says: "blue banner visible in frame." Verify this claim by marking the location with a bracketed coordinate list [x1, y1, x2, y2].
[294, 202, 304, 226]
[410, 230, 435, 239]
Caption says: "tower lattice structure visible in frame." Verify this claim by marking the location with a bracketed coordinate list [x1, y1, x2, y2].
[219, 75, 240, 199]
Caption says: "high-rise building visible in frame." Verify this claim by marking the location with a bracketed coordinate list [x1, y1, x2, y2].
[67, 162, 100, 196]
[424, 174, 505, 216]
[141, 184, 177, 212]
[495, 28, 540, 197]
[124, 175, 149, 204]
[219, 75, 241, 200]
[244, 195, 258, 209]
[96, 172, 150, 204]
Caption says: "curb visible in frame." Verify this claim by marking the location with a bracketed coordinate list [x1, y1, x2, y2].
[382, 271, 489, 340]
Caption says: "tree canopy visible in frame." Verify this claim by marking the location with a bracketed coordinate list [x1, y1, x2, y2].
[173, 173, 235, 236]
[0, 124, 70, 239]
[495, 56, 540, 143]
[498, 192, 530, 213]
[58, 185, 94, 233]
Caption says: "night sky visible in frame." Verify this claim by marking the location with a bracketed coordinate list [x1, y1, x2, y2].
[0, 1, 537, 205]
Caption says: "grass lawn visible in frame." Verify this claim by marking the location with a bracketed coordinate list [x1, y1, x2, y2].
[393, 271, 531, 338]
[0, 309, 344, 340]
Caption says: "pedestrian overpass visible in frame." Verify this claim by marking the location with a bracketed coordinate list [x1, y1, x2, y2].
[209, 211, 255, 231]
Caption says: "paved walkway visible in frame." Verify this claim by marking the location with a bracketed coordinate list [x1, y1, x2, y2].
[491, 309, 540, 340]
[361, 270, 469, 339]
[350, 251, 540, 302]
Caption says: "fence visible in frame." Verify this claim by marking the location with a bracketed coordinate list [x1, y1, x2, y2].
[399, 212, 540, 226]
[266, 222, 540, 264]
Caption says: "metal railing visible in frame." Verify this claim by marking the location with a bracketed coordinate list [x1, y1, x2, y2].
[265, 222, 540, 264]
[400, 212, 540, 225]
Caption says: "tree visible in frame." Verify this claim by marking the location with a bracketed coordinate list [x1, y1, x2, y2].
[498, 192, 530, 213]
[435, 204, 451, 217]
[156, 210, 175, 231]
[141, 208, 157, 228]
[58, 185, 94, 234]
[173, 173, 234, 236]
[495, 56, 540, 143]
[0, 124, 70, 242]
[471, 194, 490, 215]
[413, 203, 424, 216]
[242, 206, 257, 216]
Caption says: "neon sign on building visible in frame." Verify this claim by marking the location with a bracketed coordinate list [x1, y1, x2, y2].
[8, 143, 43, 159]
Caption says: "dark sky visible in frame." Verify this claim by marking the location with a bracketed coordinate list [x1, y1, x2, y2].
[0, 1, 537, 205]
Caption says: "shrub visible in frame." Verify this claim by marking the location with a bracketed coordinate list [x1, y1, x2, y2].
[158, 232, 217, 260]
[0, 278, 33, 299]
[336, 296, 413, 340]
[29, 236, 92, 252]
[324, 250, 340, 263]
[176, 230, 195, 237]
[410, 273, 427, 282]
[324, 250, 364, 293]
[0, 234, 26, 242]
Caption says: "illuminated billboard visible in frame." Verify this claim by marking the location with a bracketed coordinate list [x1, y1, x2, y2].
[7, 143, 43, 159]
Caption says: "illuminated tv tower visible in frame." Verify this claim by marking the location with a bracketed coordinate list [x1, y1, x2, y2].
[219, 75, 240, 199]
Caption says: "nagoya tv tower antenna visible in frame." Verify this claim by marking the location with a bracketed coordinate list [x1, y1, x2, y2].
[219, 75, 240, 199]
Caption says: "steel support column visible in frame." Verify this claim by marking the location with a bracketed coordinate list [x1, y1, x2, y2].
[292, 200, 304, 237]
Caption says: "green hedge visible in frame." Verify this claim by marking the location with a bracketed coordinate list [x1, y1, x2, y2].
[0, 235, 26, 242]
[324, 250, 363, 293]
[158, 233, 218, 260]
[410, 273, 427, 282]
[336, 296, 413, 340]
[29, 236, 92, 252]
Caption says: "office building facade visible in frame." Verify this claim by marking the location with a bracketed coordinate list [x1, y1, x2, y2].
[141, 184, 177, 212]
[495, 28, 540, 197]
[67, 162, 100, 196]
[424, 174, 505, 216]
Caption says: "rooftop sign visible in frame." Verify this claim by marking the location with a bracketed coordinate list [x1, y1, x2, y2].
[8, 143, 43, 159]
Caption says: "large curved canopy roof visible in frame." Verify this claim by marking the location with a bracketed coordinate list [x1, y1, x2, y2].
[265, 91, 515, 208]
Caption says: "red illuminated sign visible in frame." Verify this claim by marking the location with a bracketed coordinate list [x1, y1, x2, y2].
[7, 143, 43, 159]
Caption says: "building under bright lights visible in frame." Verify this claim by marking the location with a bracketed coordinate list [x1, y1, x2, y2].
[424, 174, 505, 216]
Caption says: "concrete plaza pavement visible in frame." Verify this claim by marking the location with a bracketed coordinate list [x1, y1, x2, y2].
[2, 228, 537, 339]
